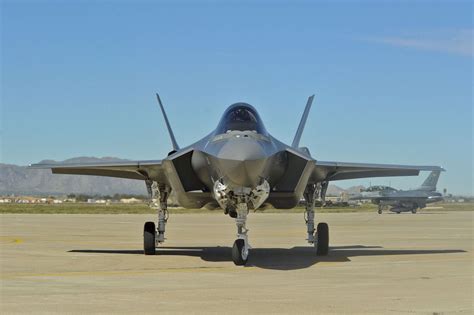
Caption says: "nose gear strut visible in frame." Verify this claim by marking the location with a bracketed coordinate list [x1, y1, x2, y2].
[232, 202, 250, 265]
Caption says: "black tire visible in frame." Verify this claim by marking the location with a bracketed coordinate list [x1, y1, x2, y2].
[232, 239, 248, 265]
[412, 208, 417, 214]
[316, 222, 329, 256]
[378, 209, 382, 214]
[143, 221, 156, 255]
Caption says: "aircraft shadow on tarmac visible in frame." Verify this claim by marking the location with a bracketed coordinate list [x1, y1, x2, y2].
[69, 245, 465, 271]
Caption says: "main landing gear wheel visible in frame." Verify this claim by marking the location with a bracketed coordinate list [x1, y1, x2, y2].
[378, 205, 383, 214]
[316, 222, 329, 256]
[232, 239, 248, 265]
[143, 221, 156, 255]
[412, 208, 417, 214]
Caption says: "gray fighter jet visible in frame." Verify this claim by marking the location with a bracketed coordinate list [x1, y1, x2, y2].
[30, 94, 444, 265]
[352, 170, 444, 214]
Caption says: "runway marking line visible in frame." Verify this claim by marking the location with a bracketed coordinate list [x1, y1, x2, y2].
[0, 236, 23, 244]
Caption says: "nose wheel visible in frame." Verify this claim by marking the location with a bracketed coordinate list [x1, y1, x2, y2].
[232, 239, 249, 265]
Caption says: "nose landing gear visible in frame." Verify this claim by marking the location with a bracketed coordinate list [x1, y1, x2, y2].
[232, 203, 250, 265]
[215, 179, 270, 265]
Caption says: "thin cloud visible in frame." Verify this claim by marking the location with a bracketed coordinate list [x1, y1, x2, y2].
[364, 29, 473, 57]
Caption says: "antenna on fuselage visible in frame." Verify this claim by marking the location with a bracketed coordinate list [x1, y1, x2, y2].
[292, 95, 315, 148]
[155, 93, 180, 151]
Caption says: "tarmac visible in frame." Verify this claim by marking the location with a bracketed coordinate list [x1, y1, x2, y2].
[1, 211, 472, 314]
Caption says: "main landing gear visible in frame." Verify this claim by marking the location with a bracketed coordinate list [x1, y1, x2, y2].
[304, 183, 329, 255]
[378, 204, 383, 214]
[143, 180, 170, 255]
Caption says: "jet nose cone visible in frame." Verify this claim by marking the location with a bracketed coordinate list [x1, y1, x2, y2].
[218, 137, 266, 161]
[216, 138, 268, 187]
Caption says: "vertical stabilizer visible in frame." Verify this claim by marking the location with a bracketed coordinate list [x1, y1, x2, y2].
[156, 93, 180, 151]
[292, 95, 315, 148]
[418, 170, 441, 191]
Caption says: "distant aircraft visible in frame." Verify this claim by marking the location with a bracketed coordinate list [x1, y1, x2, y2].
[351, 170, 444, 214]
[30, 94, 444, 265]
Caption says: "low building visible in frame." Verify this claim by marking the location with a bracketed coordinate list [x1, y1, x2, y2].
[120, 198, 142, 204]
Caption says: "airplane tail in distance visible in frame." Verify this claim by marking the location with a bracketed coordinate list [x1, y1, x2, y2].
[418, 170, 441, 191]
[292, 95, 315, 148]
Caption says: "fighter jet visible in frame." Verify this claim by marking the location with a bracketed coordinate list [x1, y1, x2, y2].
[351, 170, 444, 214]
[30, 94, 444, 265]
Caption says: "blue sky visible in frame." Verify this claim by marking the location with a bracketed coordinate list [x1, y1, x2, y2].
[1, 1, 472, 195]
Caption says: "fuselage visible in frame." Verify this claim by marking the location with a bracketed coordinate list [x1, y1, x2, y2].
[165, 102, 306, 211]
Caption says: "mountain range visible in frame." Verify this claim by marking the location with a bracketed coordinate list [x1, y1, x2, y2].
[0, 157, 364, 196]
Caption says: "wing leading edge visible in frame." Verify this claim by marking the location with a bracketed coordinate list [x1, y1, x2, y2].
[311, 161, 445, 182]
[29, 160, 166, 182]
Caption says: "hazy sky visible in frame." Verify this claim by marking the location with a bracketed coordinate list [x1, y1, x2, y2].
[1, 1, 472, 195]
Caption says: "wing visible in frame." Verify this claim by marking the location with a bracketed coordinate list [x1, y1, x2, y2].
[375, 196, 427, 200]
[311, 161, 444, 182]
[29, 160, 166, 182]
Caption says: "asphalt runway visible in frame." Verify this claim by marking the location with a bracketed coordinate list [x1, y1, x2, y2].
[1, 211, 472, 314]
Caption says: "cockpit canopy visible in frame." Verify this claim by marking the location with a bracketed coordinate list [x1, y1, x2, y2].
[216, 103, 267, 135]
